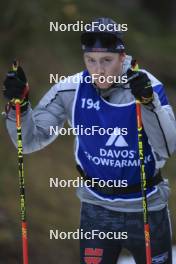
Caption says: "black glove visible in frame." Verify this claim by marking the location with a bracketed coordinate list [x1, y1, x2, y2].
[3, 65, 29, 112]
[127, 69, 154, 104]
[3, 65, 28, 100]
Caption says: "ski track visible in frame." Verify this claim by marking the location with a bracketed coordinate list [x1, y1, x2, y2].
[118, 246, 176, 263]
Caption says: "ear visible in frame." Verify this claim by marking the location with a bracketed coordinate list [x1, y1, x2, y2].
[119, 52, 126, 63]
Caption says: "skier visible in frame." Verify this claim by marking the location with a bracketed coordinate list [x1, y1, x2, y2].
[3, 18, 176, 264]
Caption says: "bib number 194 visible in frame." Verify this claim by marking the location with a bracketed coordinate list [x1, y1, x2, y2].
[81, 98, 100, 111]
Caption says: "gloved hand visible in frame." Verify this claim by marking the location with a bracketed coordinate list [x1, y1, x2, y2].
[3, 64, 29, 112]
[127, 69, 154, 105]
[3, 65, 29, 100]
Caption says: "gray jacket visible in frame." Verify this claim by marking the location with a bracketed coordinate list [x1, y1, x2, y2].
[5, 56, 176, 212]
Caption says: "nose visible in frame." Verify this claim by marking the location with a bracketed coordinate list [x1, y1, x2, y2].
[96, 62, 105, 76]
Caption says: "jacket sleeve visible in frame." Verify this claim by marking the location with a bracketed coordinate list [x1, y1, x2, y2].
[5, 82, 72, 154]
[141, 70, 176, 161]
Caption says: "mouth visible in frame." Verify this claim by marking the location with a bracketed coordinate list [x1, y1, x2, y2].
[94, 81, 112, 89]
[95, 76, 112, 89]
[99, 76, 105, 82]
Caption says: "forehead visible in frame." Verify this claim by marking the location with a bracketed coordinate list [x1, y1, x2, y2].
[84, 52, 119, 60]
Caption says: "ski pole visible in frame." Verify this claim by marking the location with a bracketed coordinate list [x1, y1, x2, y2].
[136, 99, 152, 264]
[12, 60, 29, 264]
[131, 62, 152, 264]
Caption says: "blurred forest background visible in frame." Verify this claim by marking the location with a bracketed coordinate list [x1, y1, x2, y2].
[0, 0, 176, 263]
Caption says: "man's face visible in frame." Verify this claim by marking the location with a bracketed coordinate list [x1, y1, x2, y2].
[84, 52, 126, 89]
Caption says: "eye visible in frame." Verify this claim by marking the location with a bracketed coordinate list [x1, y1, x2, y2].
[104, 58, 112, 62]
[88, 58, 96, 63]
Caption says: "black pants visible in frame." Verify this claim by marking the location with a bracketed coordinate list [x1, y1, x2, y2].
[80, 203, 172, 264]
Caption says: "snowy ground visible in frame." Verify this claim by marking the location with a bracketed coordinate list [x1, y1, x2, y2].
[118, 246, 176, 263]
